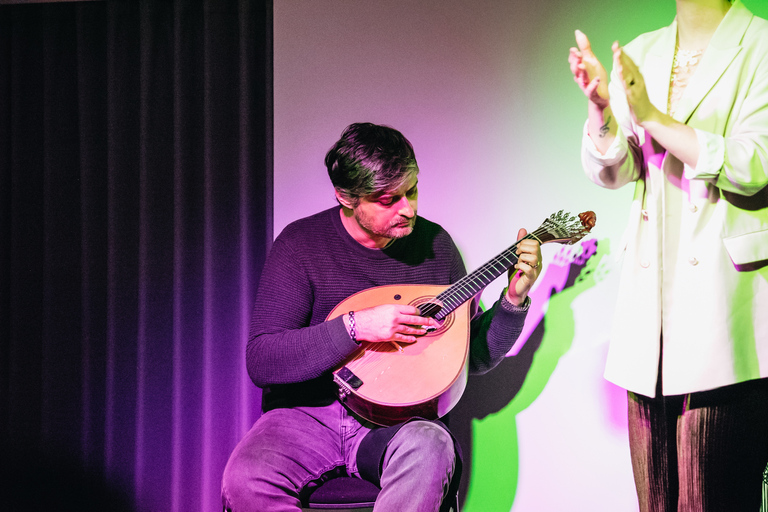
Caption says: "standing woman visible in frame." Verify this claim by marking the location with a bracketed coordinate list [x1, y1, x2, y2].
[569, 1, 768, 510]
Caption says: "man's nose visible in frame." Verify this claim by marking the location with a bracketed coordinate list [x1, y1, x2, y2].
[397, 196, 415, 217]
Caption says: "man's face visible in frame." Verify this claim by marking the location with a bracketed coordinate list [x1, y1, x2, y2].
[352, 173, 419, 242]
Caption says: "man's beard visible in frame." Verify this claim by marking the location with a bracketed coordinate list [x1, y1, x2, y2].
[357, 211, 415, 240]
[386, 222, 414, 239]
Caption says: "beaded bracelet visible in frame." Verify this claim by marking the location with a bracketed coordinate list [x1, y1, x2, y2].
[348, 311, 360, 345]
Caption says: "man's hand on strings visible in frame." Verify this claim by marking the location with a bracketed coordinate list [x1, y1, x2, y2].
[348, 305, 439, 344]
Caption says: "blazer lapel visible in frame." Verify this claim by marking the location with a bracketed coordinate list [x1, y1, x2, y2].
[643, 22, 676, 114]
[673, 1, 752, 123]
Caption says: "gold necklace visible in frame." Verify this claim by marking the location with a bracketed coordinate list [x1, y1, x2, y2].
[668, 45, 704, 115]
[673, 47, 704, 70]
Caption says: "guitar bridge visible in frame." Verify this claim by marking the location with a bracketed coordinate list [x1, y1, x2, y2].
[334, 366, 363, 391]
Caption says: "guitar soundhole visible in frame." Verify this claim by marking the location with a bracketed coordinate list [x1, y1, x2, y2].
[410, 296, 454, 336]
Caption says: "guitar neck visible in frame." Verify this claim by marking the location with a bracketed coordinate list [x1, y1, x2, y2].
[420, 210, 592, 321]
[423, 232, 534, 321]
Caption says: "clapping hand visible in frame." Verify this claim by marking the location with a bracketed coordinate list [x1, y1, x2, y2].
[569, 30, 610, 109]
[611, 42, 658, 125]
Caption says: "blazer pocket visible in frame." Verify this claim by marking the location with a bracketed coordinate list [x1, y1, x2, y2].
[723, 228, 768, 265]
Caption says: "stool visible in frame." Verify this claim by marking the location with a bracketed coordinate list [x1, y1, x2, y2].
[300, 476, 378, 511]
[300, 476, 459, 512]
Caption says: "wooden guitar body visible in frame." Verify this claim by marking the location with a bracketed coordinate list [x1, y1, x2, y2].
[328, 284, 471, 426]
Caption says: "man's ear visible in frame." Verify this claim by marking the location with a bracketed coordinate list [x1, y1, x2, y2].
[334, 189, 355, 209]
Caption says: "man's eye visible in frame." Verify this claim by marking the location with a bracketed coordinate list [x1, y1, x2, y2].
[379, 197, 397, 206]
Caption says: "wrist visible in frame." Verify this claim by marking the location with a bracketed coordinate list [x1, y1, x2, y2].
[505, 289, 527, 307]
[637, 106, 664, 130]
[588, 97, 610, 114]
[587, 104, 616, 145]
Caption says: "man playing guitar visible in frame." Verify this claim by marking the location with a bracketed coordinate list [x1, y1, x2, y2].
[221, 122, 542, 512]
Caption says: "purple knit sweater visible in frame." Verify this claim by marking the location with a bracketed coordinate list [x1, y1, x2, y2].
[247, 207, 529, 411]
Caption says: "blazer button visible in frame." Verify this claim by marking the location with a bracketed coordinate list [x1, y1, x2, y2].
[688, 203, 698, 213]
[641, 209, 649, 220]
[688, 256, 699, 266]
[640, 259, 650, 268]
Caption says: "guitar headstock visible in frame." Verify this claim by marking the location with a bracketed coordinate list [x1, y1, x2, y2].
[536, 210, 596, 245]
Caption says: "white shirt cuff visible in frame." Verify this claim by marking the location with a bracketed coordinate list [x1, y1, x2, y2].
[582, 120, 629, 167]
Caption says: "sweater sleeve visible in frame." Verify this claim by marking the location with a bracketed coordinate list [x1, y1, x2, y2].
[467, 291, 530, 375]
[245, 234, 358, 388]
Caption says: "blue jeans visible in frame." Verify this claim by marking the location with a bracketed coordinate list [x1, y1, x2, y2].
[221, 401, 456, 512]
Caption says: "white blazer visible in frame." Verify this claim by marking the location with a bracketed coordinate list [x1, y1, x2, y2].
[582, 0, 768, 397]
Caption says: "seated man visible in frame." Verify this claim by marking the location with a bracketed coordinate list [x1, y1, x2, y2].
[221, 122, 542, 511]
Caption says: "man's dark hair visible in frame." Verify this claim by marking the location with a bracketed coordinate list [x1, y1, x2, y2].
[325, 123, 419, 206]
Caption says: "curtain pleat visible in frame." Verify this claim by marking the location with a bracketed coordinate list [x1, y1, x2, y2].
[0, 1, 272, 511]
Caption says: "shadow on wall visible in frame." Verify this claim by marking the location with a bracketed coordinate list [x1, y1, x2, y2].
[0, 445, 136, 512]
[450, 238, 606, 510]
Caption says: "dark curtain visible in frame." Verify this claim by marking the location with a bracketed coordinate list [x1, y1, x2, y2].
[0, 1, 272, 510]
